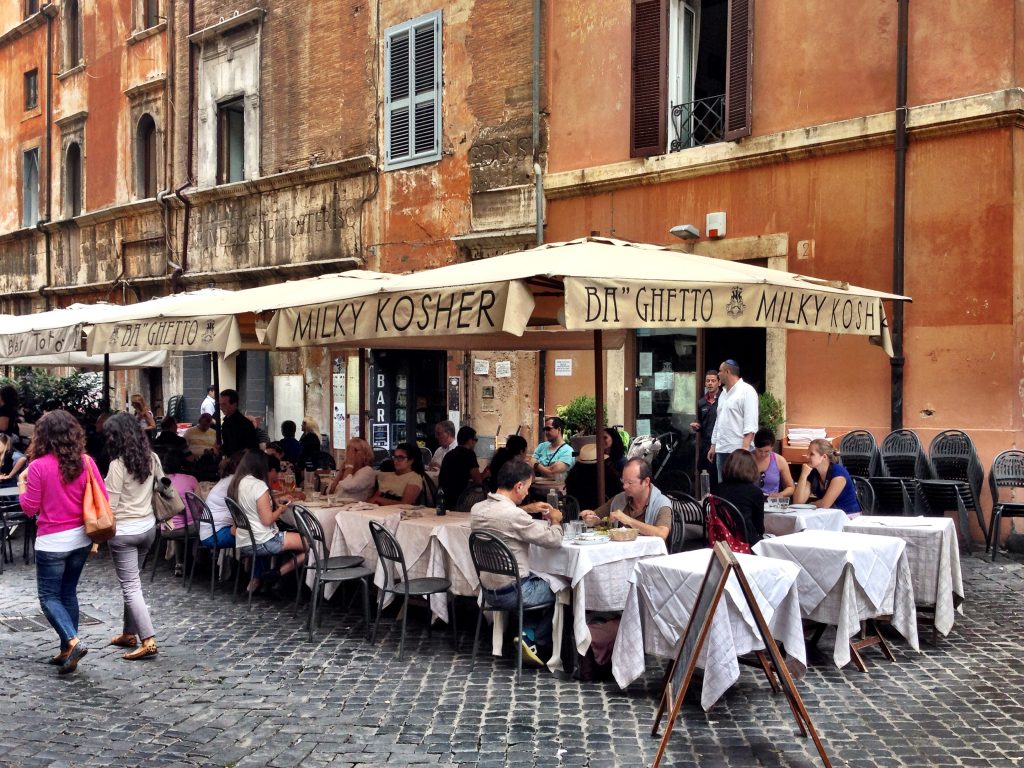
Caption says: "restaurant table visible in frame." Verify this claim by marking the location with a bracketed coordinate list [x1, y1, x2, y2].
[529, 535, 667, 671]
[843, 516, 964, 636]
[754, 530, 919, 668]
[612, 549, 806, 710]
[763, 505, 849, 536]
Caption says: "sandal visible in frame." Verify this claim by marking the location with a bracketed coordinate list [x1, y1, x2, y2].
[110, 633, 138, 648]
[123, 638, 158, 661]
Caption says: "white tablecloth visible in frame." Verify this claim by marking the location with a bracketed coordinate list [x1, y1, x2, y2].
[529, 536, 667, 656]
[320, 504, 399, 598]
[754, 530, 919, 667]
[843, 516, 964, 636]
[763, 507, 849, 536]
[612, 550, 805, 710]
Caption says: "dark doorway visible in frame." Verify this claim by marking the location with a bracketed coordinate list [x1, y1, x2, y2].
[370, 350, 447, 452]
[702, 327, 767, 393]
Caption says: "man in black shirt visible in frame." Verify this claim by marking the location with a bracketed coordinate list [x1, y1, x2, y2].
[690, 369, 721, 492]
[219, 388, 259, 457]
[439, 426, 484, 507]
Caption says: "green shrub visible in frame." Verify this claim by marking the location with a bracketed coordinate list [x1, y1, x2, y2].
[758, 391, 786, 435]
[555, 395, 607, 437]
[0, 369, 103, 426]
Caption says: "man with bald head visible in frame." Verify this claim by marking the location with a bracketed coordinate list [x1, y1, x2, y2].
[708, 359, 759, 482]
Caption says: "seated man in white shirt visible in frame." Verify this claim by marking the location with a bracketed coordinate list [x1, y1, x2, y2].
[428, 420, 457, 471]
[470, 461, 562, 665]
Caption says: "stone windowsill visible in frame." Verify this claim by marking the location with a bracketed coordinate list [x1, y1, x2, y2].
[56, 63, 85, 81]
[127, 21, 167, 46]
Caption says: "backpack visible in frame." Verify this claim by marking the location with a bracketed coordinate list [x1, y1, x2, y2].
[705, 496, 752, 554]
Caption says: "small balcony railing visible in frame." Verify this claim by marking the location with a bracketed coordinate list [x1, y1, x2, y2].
[670, 94, 725, 152]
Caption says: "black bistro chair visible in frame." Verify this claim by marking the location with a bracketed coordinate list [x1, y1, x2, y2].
[989, 450, 1024, 561]
[704, 494, 756, 549]
[149, 503, 196, 584]
[291, 505, 372, 641]
[369, 520, 456, 660]
[224, 497, 296, 611]
[1, 498, 34, 565]
[838, 430, 881, 478]
[918, 430, 989, 549]
[455, 485, 490, 513]
[185, 492, 230, 595]
[851, 476, 876, 515]
[878, 429, 932, 479]
[468, 529, 556, 684]
[666, 492, 705, 553]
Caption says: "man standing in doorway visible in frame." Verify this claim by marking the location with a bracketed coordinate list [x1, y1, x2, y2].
[690, 369, 721, 492]
[200, 386, 217, 418]
[219, 388, 259, 458]
[708, 359, 758, 482]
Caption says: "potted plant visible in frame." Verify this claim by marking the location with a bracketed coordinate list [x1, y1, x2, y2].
[556, 395, 607, 454]
[758, 391, 786, 441]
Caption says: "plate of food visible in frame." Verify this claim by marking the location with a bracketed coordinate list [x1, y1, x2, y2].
[573, 533, 610, 546]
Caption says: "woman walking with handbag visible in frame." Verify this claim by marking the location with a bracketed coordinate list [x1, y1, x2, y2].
[103, 412, 163, 660]
[19, 410, 108, 674]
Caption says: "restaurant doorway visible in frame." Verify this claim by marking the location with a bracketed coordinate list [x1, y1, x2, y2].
[702, 328, 767, 392]
[634, 329, 698, 496]
[369, 350, 448, 453]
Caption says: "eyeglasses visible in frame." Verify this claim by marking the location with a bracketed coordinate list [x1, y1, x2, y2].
[393, 454, 410, 461]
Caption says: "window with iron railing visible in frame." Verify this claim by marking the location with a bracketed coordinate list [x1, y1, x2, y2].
[670, 93, 725, 151]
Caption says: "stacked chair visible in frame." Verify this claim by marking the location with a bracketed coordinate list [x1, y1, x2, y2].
[838, 430, 881, 478]
[917, 430, 988, 550]
[988, 450, 1024, 561]
[867, 429, 932, 516]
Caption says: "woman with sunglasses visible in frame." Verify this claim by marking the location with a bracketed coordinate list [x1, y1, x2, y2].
[369, 442, 424, 506]
[752, 428, 795, 498]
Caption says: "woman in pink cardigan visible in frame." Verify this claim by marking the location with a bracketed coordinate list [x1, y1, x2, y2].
[19, 410, 108, 675]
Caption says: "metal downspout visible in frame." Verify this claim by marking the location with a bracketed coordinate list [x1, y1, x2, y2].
[891, 0, 909, 430]
[40, 6, 55, 308]
[533, 0, 546, 435]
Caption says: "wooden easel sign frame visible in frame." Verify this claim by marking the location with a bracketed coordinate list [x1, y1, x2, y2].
[650, 542, 832, 768]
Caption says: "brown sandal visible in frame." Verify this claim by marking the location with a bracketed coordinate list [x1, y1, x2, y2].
[110, 633, 138, 648]
[123, 638, 158, 660]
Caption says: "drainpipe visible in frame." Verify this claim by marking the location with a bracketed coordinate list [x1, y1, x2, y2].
[890, 0, 909, 430]
[174, 0, 197, 281]
[533, 0, 546, 432]
[41, 5, 56, 308]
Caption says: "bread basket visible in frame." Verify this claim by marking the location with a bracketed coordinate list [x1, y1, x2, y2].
[608, 527, 638, 542]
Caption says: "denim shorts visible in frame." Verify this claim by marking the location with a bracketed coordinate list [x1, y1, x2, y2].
[243, 530, 286, 557]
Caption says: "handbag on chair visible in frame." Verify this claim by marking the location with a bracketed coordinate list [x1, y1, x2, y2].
[152, 476, 185, 522]
[82, 459, 116, 543]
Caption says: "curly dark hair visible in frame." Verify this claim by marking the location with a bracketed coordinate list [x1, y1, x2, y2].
[104, 412, 153, 484]
[28, 410, 85, 484]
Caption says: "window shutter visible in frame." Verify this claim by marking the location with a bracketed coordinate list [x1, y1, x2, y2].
[631, 0, 667, 158]
[385, 11, 442, 170]
[724, 0, 754, 141]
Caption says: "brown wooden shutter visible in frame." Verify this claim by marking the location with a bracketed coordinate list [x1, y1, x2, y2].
[631, 0, 668, 158]
[724, 0, 754, 141]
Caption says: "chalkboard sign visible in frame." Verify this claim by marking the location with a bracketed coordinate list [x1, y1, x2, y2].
[651, 543, 832, 768]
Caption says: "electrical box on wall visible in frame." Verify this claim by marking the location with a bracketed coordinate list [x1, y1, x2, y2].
[706, 212, 727, 239]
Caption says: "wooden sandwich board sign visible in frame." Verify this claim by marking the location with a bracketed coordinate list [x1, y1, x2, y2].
[650, 542, 832, 768]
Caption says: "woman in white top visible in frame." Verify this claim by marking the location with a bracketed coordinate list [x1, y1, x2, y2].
[228, 449, 306, 593]
[200, 453, 241, 549]
[327, 437, 376, 502]
[369, 442, 425, 506]
[103, 413, 162, 660]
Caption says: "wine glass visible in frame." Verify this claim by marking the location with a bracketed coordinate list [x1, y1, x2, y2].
[282, 471, 296, 494]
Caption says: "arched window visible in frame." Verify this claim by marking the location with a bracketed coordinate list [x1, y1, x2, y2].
[65, 142, 82, 217]
[136, 114, 157, 198]
[65, 0, 81, 69]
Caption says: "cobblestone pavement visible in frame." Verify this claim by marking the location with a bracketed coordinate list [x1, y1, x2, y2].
[2, 541, 1024, 768]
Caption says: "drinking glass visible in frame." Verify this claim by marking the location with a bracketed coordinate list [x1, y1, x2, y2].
[778, 497, 790, 510]
[282, 471, 296, 493]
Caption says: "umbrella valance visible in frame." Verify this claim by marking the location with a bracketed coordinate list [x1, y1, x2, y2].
[0, 350, 169, 369]
[0, 303, 132, 359]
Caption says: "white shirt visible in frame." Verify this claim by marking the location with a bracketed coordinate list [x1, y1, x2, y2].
[710, 378, 759, 453]
[200, 477, 232, 540]
[429, 440, 455, 470]
[200, 395, 216, 416]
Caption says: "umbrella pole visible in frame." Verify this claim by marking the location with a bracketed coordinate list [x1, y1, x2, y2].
[212, 352, 222, 448]
[101, 355, 110, 412]
[594, 330, 605, 505]
[358, 348, 366, 439]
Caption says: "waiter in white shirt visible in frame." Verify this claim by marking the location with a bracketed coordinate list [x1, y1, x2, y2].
[708, 359, 759, 482]
[200, 386, 217, 417]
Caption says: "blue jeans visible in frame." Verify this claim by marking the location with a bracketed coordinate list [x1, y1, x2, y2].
[715, 451, 733, 483]
[239, 531, 286, 579]
[36, 546, 91, 647]
[202, 527, 235, 549]
[484, 576, 555, 646]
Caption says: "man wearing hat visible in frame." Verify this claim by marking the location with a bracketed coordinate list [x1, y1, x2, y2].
[565, 443, 622, 510]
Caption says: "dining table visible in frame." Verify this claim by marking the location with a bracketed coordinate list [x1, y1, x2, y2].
[762, 504, 849, 536]
[754, 529, 919, 668]
[843, 515, 964, 637]
[612, 549, 806, 710]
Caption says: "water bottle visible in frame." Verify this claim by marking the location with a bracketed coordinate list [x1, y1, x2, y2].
[699, 470, 710, 500]
[436, 488, 446, 516]
[547, 488, 559, 513]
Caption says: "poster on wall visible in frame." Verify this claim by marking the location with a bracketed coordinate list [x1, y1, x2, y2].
[473, 359, 490, 375]
[371, 422, 391, 449]
[332, 372, 347, 449]
[495, 360, 512, 378]
[349, 414, 361, 441]
[554, 359, 573, 376]
[638, 390, 653, 415]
